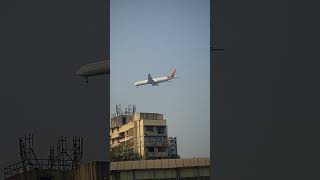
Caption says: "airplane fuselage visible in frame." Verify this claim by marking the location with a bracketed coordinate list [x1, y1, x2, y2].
[134, 76, 173, 86]
[134, 68, 177, 87]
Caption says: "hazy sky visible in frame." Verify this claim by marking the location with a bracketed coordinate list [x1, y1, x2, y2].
[110, 0, 210, 158]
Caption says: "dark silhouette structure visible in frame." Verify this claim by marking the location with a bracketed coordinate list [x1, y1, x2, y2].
[4, 134, 83, 179]
[76, 60, 110, 83]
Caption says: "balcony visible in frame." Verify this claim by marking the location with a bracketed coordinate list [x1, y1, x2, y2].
[144, 141, 168, 147]
[110, 143, 119, 148]
[111, 124, 119, 129]
[144, 131, 167, 136]
[110, 133, 119, 139]
[143, 120, 167, 127]
[146, 152, 168, 157]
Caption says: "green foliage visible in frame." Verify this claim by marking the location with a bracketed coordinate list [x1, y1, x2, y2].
[111, 143, 142, 162]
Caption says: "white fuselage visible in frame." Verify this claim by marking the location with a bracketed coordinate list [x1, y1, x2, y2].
[134, 76, 173, 86]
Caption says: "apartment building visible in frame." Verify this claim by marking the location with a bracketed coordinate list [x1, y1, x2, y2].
[110, 112, 173, 159]
[168, 137, 178, 157]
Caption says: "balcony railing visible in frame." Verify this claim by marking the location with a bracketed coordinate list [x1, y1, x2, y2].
[144, 131, 167, 136]
[144, 141, 168, 147]
[146, 152, 168, 157]
[110, 133, 119, 139]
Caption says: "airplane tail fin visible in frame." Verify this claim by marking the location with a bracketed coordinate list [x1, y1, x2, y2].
[169, 68, 176, 78]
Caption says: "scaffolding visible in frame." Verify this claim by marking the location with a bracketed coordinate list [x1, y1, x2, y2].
[4, 134, 83, 178]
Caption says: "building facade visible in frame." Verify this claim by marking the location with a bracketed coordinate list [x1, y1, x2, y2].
[110, 158, 210, 180]
[111, 112, 176, 159]
[168, 137, 178, 157]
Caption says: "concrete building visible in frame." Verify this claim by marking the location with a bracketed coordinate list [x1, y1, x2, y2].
[110, 158, 210, 180]
[111, 112, 175, 159]
[168, 137, 178, 157]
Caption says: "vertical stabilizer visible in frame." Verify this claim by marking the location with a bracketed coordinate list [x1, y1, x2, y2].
[169, 68, 176, 77]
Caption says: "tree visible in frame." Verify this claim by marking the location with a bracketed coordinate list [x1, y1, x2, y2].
[111, 143, 142, 161]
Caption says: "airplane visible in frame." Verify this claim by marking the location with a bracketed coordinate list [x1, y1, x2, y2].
[133, 68, 178, 87]
[76, 60, 110, 83]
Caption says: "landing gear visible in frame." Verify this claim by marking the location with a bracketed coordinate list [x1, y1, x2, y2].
[79, 77, 89, 88]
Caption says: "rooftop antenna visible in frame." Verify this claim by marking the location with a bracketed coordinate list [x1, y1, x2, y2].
[132, 105, 136, 114]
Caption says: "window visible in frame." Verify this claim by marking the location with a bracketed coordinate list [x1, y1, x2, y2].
[155, 114, 163, 120]
[119, 132, 125, 139]
[147, 147, 154, 152]
[157, 126, 165, 134]
[122, 117, 127, 125]
[158, 147, 166, 152]
[145, 136, 167, 142]
[145, 126, 153, 132]
[140, 113, 146, 119]
[142, 113, 158, 120]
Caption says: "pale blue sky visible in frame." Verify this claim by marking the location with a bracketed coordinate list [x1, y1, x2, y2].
[110, 0, 210, 158]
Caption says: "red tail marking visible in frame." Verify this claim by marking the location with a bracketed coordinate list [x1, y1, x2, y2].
[170, 68, 176, 77]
